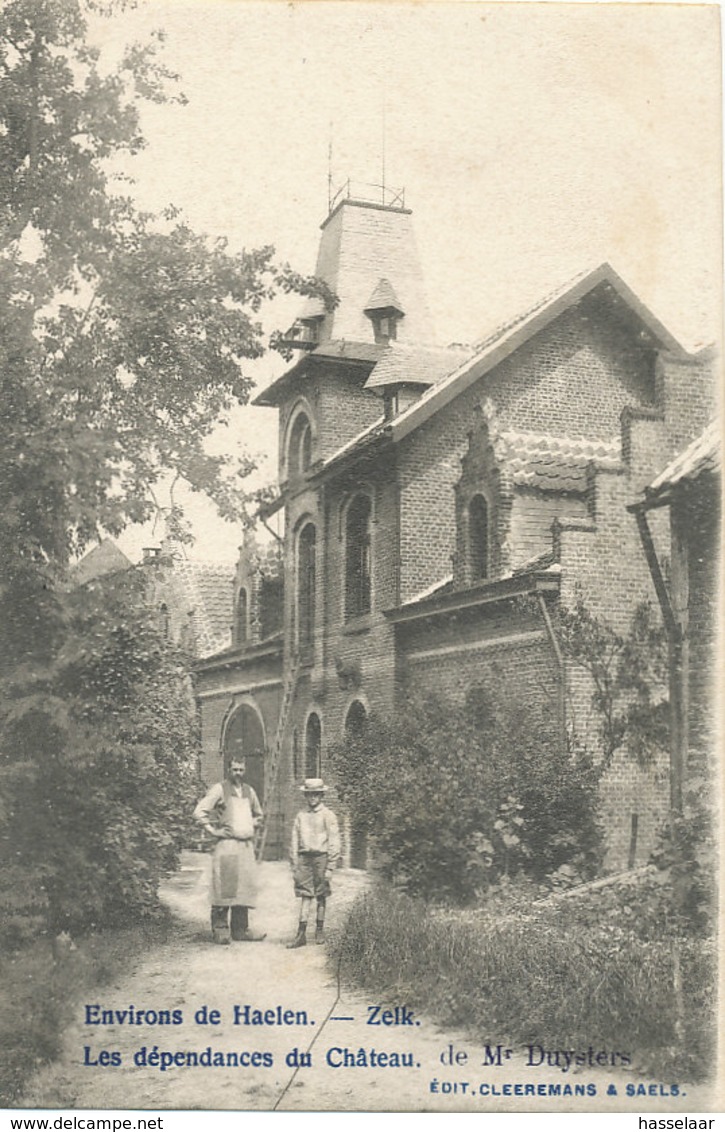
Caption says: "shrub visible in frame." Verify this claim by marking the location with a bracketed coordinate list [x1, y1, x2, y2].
[327, 682, 602, 903]
[0, 569, 199, 943]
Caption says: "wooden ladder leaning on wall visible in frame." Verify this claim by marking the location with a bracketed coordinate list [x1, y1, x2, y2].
[256, 657, 300, 860]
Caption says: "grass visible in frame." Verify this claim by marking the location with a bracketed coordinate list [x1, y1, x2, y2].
[0, 915, 174, 1107]
[331, 883, 717, 1084]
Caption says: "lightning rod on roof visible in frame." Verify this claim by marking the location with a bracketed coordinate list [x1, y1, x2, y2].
[327, 121, 333, 212]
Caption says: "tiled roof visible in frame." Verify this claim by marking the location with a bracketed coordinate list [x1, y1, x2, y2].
[364, 342, 473, 390]
[500, 430, 621, 491]
[646, 420, 720, 499]
[173, 560, 235, 658]
[311, 340, 384, 363]
[253, 340, 384, 407]
[473, 268, 594, 353]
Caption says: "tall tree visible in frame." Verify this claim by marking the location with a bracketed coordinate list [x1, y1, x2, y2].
[0, 0, 333, 937]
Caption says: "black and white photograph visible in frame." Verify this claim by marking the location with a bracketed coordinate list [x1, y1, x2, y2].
[0, 0, 721, 1119]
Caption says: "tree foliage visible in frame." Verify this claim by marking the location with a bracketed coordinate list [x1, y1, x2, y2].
[0, 568, 199, 945]
[327, 683, 602, 904]
[0, 0, 334, 940]
[0, 0, 336, 565]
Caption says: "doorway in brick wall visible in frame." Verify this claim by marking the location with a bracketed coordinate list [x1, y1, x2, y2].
[223, 703, 265, 804]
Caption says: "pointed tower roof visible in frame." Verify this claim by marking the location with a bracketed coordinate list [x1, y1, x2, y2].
[310, 197, 433, 345]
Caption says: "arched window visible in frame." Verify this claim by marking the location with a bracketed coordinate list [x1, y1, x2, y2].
[258, 576, 283, 639]
[345, 700, 367, 737]
[297, 522, 316, 656]
[469, 494, 490, 581]
[288, 412, 313, 478]
[236, 587, 248, 643]
[305, 712, 322, 777]
[159, 603, 169, 640]
[345, 494, 372, 618]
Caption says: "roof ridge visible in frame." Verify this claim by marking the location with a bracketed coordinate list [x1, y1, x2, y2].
[472, 266, 596, 352]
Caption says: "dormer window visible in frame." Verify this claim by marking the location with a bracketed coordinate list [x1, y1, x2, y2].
[364, 278, 404, 344]
[371, 314, 397, 343]
[278, 317, 321, 352]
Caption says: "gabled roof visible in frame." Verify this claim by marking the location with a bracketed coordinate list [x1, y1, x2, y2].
[642, 420, 720, 506]
[69, 539, 133, 586]
[390, 262, 690, 443]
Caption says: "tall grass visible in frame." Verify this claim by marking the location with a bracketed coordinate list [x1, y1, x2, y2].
[0, 916, 173, 1106]
[332, 885, 716, 1082]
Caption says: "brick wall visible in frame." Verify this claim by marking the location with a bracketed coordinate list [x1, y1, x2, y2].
[510, 491, 588, 570]
[658, 349, 718, 456]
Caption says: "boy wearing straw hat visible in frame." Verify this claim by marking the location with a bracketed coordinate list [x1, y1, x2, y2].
[287, 778, 341, 948]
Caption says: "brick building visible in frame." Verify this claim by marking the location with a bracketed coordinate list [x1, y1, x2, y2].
[195, 191, 717, 868]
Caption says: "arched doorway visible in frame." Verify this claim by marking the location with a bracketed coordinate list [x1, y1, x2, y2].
[345, 701, 368, 869]
[222, 703, 265, 803]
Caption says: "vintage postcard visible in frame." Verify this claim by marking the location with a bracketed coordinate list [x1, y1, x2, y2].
[0, 0, 721, 1120]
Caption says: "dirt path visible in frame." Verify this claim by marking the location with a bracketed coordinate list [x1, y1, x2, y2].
[20, 854, 714, 1113]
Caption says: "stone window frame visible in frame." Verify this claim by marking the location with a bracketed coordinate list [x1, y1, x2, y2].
[454, 402, 514, 587]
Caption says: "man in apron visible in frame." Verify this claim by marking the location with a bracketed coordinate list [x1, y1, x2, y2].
[193, 758, 266, 944]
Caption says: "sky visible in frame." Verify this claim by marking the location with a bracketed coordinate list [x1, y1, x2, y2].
[88, 1, 722, 564]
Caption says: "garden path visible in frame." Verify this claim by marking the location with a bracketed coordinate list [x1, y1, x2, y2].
[20, 855, 711, 1113]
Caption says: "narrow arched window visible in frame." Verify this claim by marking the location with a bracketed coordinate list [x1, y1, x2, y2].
[297, 522, 316, 655]
[345, 701, 367, 737]
[288, 412, 313, 477]
[469, 494, 489, 581]
[159, 603, 169, 640]
[236, 587, 248, 643]
[299, 420, 312, 471]
[305, 713, 322, 777]
[345, 495, 372, 619]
